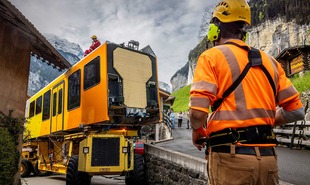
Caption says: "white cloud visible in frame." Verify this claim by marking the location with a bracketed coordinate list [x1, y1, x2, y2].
[10, 0, 214, 86]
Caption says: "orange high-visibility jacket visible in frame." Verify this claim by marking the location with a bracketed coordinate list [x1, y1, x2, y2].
[190, 39, 303, 137]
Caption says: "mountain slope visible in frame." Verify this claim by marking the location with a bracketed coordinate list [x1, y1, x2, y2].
[27, 34, 83, 96]
[171, 85, 190, 112]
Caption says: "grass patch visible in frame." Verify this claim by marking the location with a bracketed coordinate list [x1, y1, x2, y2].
[290, 71, 310, 93]
[171, 85, 190, 112]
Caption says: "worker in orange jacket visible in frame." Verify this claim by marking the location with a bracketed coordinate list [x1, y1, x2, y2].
[189, 0, 305, 184]
[89, 35, 101, 51]
[84, 35, 101, 57]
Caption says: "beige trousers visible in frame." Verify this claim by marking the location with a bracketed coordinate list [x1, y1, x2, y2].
[207, 146, 279, 185]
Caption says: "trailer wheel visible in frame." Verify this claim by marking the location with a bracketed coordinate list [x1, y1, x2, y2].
[20, 159, 31, 178]
[33, 162, 53, 176]
[66, 155, 91, 185]
[125, 154, 145, 185]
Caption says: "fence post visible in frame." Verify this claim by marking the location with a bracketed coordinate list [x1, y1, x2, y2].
[290, 121, 297, 149]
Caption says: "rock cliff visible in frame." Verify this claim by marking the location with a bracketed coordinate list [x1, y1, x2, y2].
[248, 18, 310, 57]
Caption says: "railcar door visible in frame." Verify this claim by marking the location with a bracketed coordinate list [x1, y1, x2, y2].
[51, 82, 64, 133]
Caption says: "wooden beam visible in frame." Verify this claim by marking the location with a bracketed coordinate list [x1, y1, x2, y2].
[0, 0, 71, 69]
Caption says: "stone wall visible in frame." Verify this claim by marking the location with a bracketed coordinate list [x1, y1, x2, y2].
[145, 144, 208, 185]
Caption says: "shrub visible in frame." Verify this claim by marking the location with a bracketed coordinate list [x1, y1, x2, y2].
[0, 128, 18, 185]
[0, 111, 24, 185]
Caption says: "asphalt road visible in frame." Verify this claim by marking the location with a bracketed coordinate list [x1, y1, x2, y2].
[157, 126, 310, 185]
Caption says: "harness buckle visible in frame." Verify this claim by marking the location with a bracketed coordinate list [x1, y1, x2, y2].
[230, 129, 240, 143]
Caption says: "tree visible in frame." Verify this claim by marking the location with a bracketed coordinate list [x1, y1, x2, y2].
[249, 0, 310, 26]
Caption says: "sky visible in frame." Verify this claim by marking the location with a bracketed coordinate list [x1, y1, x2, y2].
[9, 0, 214, 86]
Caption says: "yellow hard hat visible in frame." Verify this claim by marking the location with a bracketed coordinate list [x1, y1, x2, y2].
[91, 35, 97, 39]
[212, 0, 251, 25]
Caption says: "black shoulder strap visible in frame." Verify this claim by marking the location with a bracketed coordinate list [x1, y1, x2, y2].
[212, 42, 276, 111]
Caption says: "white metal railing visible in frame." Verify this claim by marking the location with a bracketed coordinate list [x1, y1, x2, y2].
[274, 120, 310, 148]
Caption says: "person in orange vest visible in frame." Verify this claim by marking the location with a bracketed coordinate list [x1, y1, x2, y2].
[189, 0, 305, 184]
[84, 35, 101, 57]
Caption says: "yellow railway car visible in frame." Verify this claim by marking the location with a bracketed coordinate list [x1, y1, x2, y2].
[21, 41, 160, 185]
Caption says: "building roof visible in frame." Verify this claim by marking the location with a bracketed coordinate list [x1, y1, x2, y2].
[141, 45, 156, 58]
[159, 88, 175, 104]
[159, 88, 171, 98]
[0, 0, 71, 70]
[276, 45, 310, 61]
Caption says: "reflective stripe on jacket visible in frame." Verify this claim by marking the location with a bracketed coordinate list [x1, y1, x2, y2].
[190, 39, 303, 137]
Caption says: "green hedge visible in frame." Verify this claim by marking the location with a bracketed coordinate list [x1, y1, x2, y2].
[0, 111, 24, 185]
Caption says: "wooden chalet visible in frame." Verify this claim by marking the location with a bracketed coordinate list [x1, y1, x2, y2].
[159, 88, 175, 113]
[276, 45, 310, 77]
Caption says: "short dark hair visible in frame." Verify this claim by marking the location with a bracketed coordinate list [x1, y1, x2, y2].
[220, 21, 245, 39]
[213, 18, 246, 40]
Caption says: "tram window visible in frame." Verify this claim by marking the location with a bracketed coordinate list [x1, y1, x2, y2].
[29, 101, 35, 118]
[35, 96, 42, 115]
[68, 70, 81, 110]
[58, 89, 62, 114]
[53, 92, 57, 116]
[42, 90, 51, 120]
[84, 56, 100, 90]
